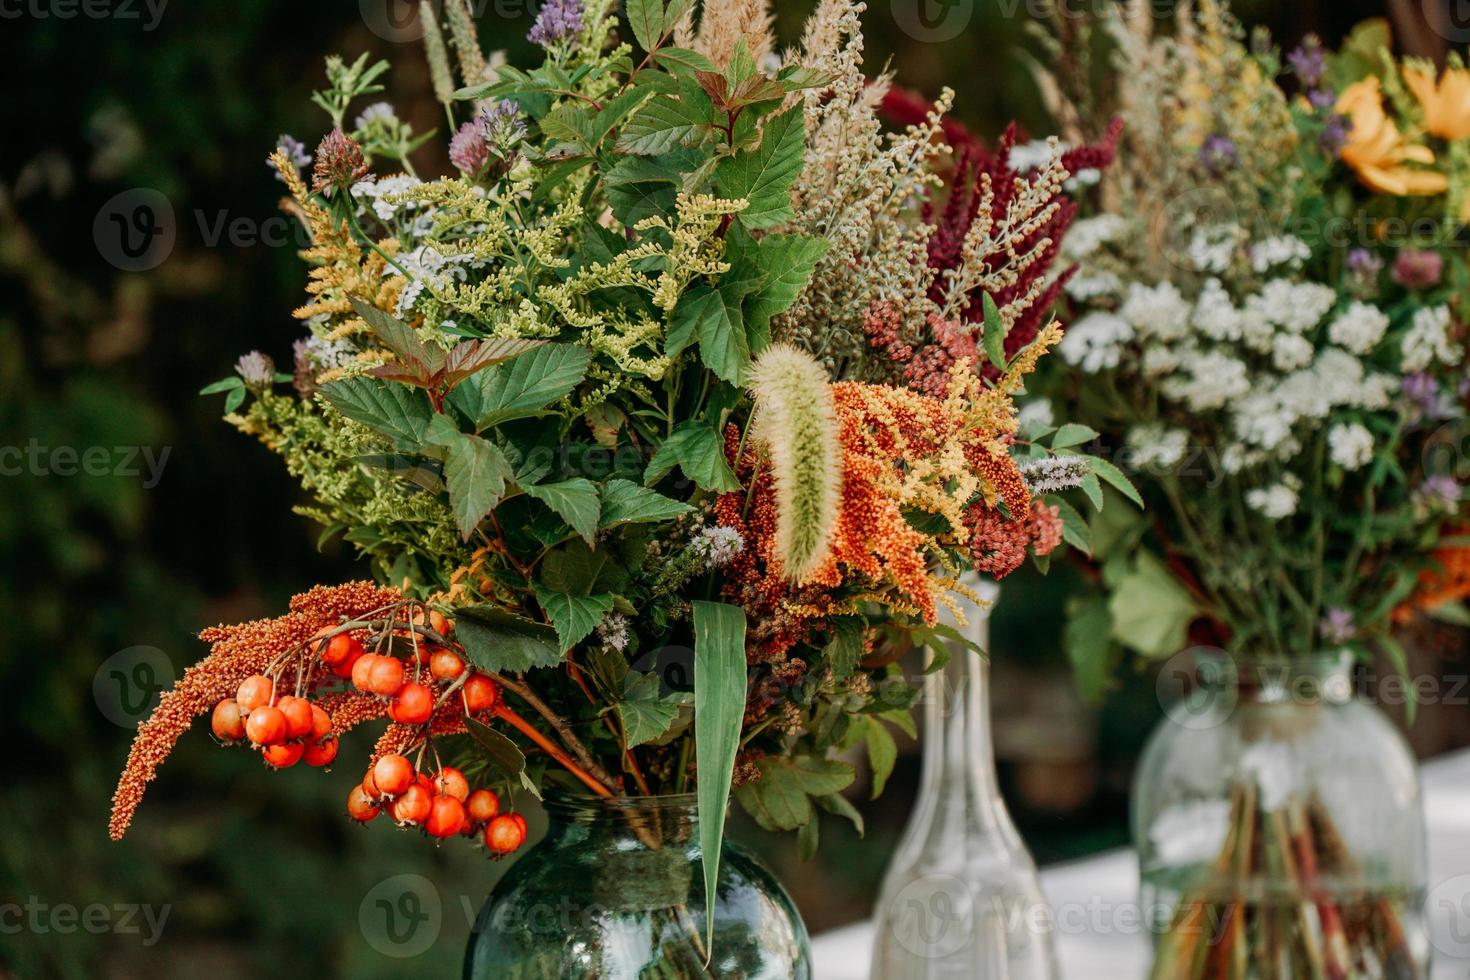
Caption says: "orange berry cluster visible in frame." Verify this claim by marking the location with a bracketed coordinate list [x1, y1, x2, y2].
[206, 609, 526, 858]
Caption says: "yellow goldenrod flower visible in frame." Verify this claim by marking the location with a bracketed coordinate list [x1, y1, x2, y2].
[1403, 64, 1470, 141]
[1337, 78, 1449, 196]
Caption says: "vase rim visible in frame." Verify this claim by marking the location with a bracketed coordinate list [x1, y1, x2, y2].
[541, 789, 701, 819]
[1186, 649, 1355, 700]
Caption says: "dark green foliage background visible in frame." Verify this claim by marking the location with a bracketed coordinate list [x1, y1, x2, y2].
[0, 1, 1395, 976]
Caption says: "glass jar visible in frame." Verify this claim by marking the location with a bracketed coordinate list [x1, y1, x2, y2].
[464, 793, 811, 979]
[1134, 651, 1430, 978]
[870, 576, 1059, 979]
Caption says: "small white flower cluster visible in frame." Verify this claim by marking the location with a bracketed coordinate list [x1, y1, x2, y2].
[351, 174, 424, 222]
[1401, 306, 1462, 372]
[1245, 474, 1301, 519]
[596, 613, 631, 653]
[690, 525, 744, 569]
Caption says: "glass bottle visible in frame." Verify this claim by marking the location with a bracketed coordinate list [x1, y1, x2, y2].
[464, 793, 811, 979]
[1134, 651, 1429, 979]
[870, 575, 1059, 979]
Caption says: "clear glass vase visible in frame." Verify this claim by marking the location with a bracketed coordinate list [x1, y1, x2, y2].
[1135, 651, 1430, 978]
[870, 576, 1059, 979]
[464, 793, 811, 979]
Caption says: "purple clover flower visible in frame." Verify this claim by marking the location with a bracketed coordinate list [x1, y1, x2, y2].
[1288, 37, 1327, 89]
[268, 134, 312, 183]
[1412, 475, 1461, 517]
[449, 101, 525, 180]
[1199, 135, 1238, 175]
[527, 0, 584, 48]
[1392, 249, 1444, 290]
[1318, 607, 1357, 646]
[235, 351, 276, 388]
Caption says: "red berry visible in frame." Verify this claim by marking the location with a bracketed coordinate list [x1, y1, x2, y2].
[485, 813, 526, 854]
[433, 767, 469, 802]
[347, 785, 380, 823]
[510, 813, 527, 835]
[391, 784, 432, 826]
[465, 788, 500, 826]
[351, 653, 380, 692]
[245, 705, 288, 746]
[362, 767, 381, 799]
[426, 795, 466, 839]
[262, 741, 304, 768]
[368, 656, 406, 698]
[211, 699, 247, 742]
[414, 771, 435, 794]
[373, 754, 415, 797]
[322, 633, 362, 666]
[462, 674, 500, 714]
[429, 650, 465, 682]
[331, 647, 363, 679]
[304, 736, 338, 767]
[389, 682, 434, 726]
[277, 696, 314, 741]
[236, 675, 274, 712]
[309, 704, 333, 741]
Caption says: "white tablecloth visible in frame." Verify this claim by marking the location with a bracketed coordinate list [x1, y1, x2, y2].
[813, 749, 1470, 979]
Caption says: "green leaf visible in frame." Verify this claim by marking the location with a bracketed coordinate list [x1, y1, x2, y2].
[442, 432, 513, 540]
[533, 586, 614, 653]
[692, 601, 748, 944]
[644, 421, 741, 492]
[465, 716, 528, 777]
[1108, 552, 1199, 659]
[626, 0, 666, 51]
[797, 810, 820, 861]
[671, 284, 750, 384]
[1064, 597, 1117, 702]
[320, 377, 434, 447]
[616, 89, 710, 155]
[1081, 454, 1142, 507]
[1050, 496, 1092, 557]
[350, 297, 442, 373]
[735, 756, 855, 831]
[1051, 424, 1100, 450]
[654, 46, 718, 74]
[823, 617, 865, 680]
[617, 671, 682, 747]
[864, 717, 897, 799]
[982, 292, 1008, 371]
[814, 792, 864, 836]
[714, 107, 804, 229]
[1377, 634, 1416, 725]
[224, 387, 246, 414]
[523, 478, 602, 545]
[200, 377, 244, 395]
[599, 479, 692, 527]
[1079, 471, 1104, 512]
[455, 606, 564, 672]
[471, 344, 592, 430]
[722, 227, 829, 350]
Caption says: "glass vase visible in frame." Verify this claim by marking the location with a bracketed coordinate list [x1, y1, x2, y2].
[870, 576, 1059, 979]
[1135, 651, 1430, 978]
[463, 792, 811, 980]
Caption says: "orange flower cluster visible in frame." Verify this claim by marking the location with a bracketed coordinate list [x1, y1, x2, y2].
[109, 581, 400, 840]
[1392, 528, 1470, 624]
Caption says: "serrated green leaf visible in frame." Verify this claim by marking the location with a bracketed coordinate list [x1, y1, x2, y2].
[735, 756, 855, 831]
[644, 421, 740, 492]
[598, 478, 692, 527]
[714, 107, 804, 229]
[1081, 454, 1142, 507]
[982, 292, 1007, 371]
[470, 343, 591, 430]
[616, 90, 709, 154]
[864, 717, 897, 799]
[523, 478, 601, 545]
[654, 46, 717, 74]
[671, 284, 750, 384]
[1079, 471, 1104, 512]
[456, 606, 563, 672]
[1064, 597, 1117, 702]
[722, 227, 829, 350]
[1051, 424, 1100, 450]
[693, 601, 747, 943]
[539, 105, 595, 152]
[320, 377, 434, 447]
[617, 671, 682, 748]
[350, 297, 443, 373]
[533, 585, 613, 653]
[465, 716, 528, 776]
[1108, 552, 1199, 659]
[1050, 496, 1092, 556]
[823, 617, 865, 680]
[443, 432, 513, 540]
[626, 0, 665, 51]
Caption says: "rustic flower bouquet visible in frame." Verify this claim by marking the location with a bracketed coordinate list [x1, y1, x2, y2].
[109, 0, 1114, 964]
[1035, 2, 1470, 975]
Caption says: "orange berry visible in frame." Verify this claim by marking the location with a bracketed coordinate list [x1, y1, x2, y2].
[277, 696, 314, 741]
[429, 650, 465, 681]
[351, 653, 380, 692]
[245, 705, 287, 746]
[433, 767, 469, 802]
[309, 704, 333, 741]
[391, 784, 432, 826]
[211, 699, 247, 742]
[236, 675, 274, 712]
[322, 633, 362, 666]
[429, 610, 452, 636]
[465, 788, 500, 826]
[462, 674, 500, 714]
[389, 682, 435, 725]
[361, 767, 381, 799]
[372, 754, 414, 797]
[331, 646, 362, 679]
[347, 785, 380, 823]
[485, 813, 526, 854]
[303, 736, 338, 767]
[262, 741, 304, 768]
[368, 657, 406, 698]
[426, 795, 466, 839]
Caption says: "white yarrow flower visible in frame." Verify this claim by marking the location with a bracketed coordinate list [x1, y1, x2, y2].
[1059, 312, 1133, 372]
[1249, 235, 1311, 273]
[1326, 302, 1389, 355]
[1328, 422, 1374, 471]
[1402, 306, 1461, 372]
[1121, 281, 1192, 341]
[1246, 477, 1301, 519]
